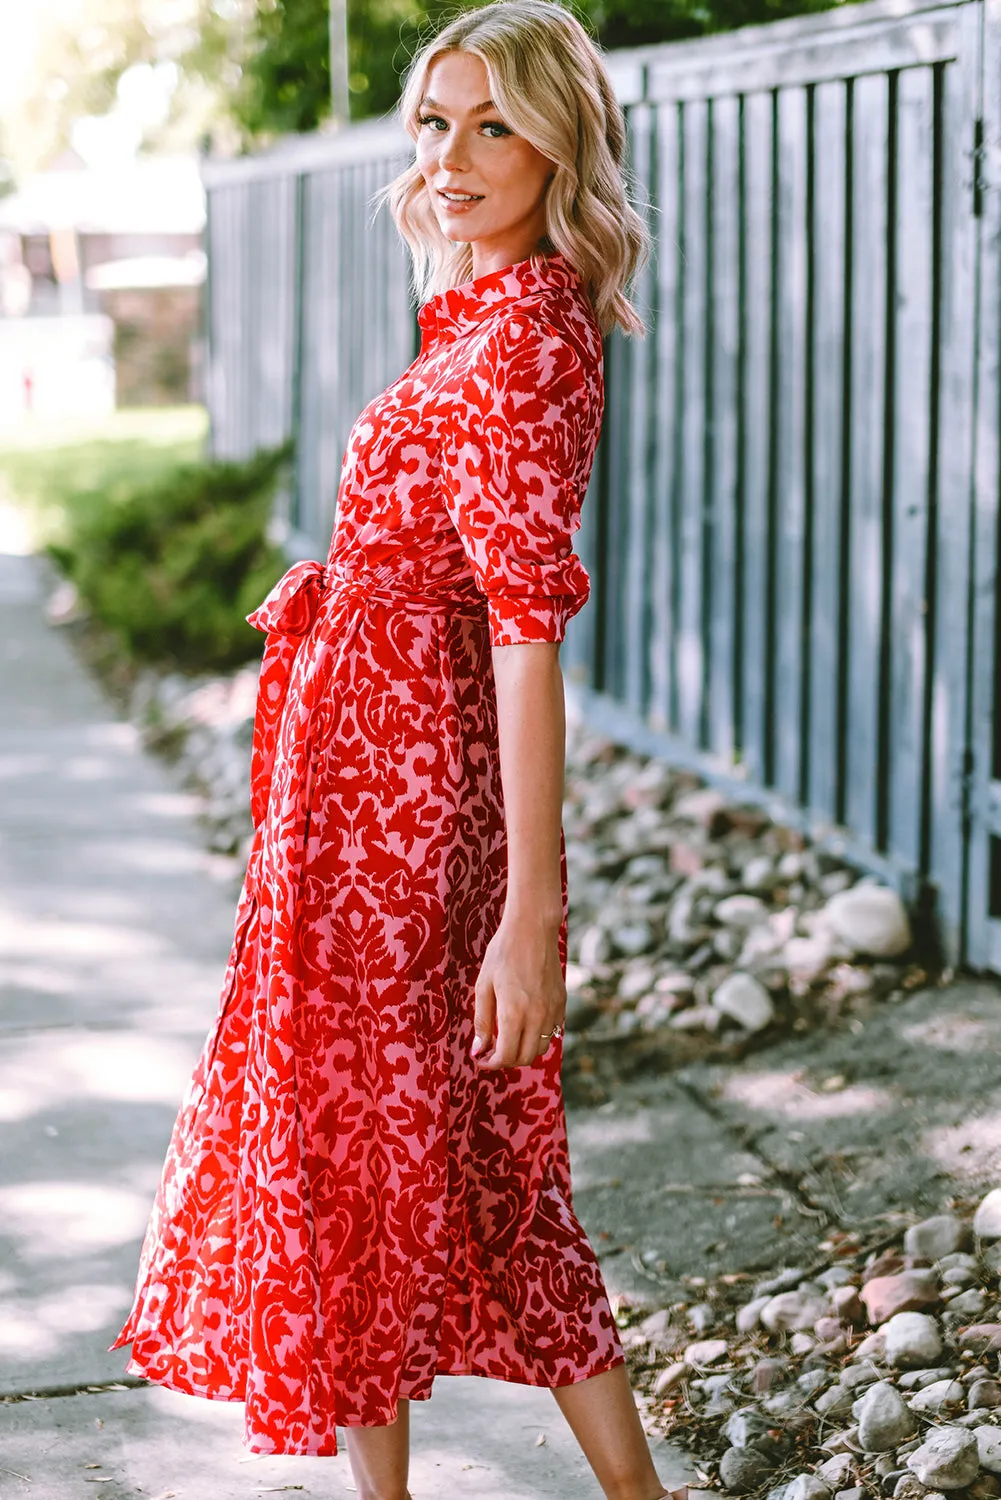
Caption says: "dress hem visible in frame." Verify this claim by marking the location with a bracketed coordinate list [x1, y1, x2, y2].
[115, 1348, 627, 1456]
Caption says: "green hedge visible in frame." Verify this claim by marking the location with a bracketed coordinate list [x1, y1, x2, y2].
[48, 444, 292, 673]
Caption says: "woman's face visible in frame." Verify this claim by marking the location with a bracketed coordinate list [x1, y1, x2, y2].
[415, 50, 555, 275]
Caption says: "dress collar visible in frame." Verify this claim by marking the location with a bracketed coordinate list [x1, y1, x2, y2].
[417, 250, 584, 344]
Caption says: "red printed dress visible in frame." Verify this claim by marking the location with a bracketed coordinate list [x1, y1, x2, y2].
[112, 249, 625, 1456]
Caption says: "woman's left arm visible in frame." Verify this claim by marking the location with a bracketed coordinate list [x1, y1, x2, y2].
[472, 641, 569, 1069]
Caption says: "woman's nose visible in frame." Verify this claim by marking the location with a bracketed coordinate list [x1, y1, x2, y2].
[439, 129, 470, 171]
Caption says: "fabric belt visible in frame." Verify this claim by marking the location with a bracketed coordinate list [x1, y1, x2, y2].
[244, 560, 486, 831]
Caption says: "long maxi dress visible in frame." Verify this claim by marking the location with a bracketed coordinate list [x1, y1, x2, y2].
[111, 249, 625, 1457]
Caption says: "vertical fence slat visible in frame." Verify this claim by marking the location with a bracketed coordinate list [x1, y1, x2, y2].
[678, 98, 709, 747]
[708, 94, 741, 767]
[740, 90, 774, 786]
[624, 104, 655, 718]
[888, 66, 936, 876]
[808, 80, 849, 828]
[774, 85, 810, 803]
[845, 71, 890, 851]
[967, 0, 1001, 968]
[649, 102, 682, 733]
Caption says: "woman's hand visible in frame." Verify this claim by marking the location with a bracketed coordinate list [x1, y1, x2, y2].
[472, 909, 566, 1068]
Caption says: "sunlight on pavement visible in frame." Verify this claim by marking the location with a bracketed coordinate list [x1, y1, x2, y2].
[0, 1030, 204, 1120]
[0, 1282, 132, 1357]
[720, 1069, 894, 1119]
[921, 1109, 1001, 1181]
[0, 1181, 152, 1256]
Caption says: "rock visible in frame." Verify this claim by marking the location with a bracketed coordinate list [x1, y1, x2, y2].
[756, 1267, 811, 1297]
[905, 1215, 970, 1261]
[617, 964, 658, 1003]
[908, 1379, 966, 1414]
[898, 1367, 960, 1390]
[820, 1266, 858, 1290]
[941, 1264, 978, 1289]
[689, 1301, 716, 1334]
[790, 1331, 818, 1355]
[893, 1479, 928, 1500]
[958, 1323, 1001, 1353]
[668, 1003, 723, 1032]
[841, 1362, 883, 1390]
[861, 1271, 940, 1324]
[711, 972, 776, 1032]
[822, 1426, 860, 1454]
[944, 1288, 987, 1318]
[685, 1337, 729, 1366]
[817, 1455, 854, 1489]
[752, 1357, 788, 1394]
[725, 1408, 773, 1449]
[864, 1250, 908, 1282]
[971, 1380, 1001, 1410]
[938, 1251, 980, 1273]
[815, 1316, 847, 1343]
[817, 1384, 857, 1418]
[833, 1286, 866, 1325]
[974, 1190, 1001, 1242]
[884, 1311, 944, 1368]
[578, 924, 612, 967]
[825, 885, 912, 958]
[639, 1309, 672, 1338]
[857, 1381, 919, 1452]
[715, 894, 771, 928]
[673, 786, 729, 830]
[781, 933, 837, 979]
[853, 1329, 887, 1360]
[719, 1446, 774, 1493]
[835, 1491, 865, 1500]
[742, 854, 778, 893]
[906, 1427, 980, 1489]
[737, 1296, 773, 1333]
[785, 1479, 832, 1500]
[613, 920, 656, 956]
[653, 1360, 688, 1396]
[977, 1426, 1001, 1475]
[761, 1291, 830, 1333]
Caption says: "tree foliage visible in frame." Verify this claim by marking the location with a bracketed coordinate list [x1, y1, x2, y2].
[230, 0, 849, 141]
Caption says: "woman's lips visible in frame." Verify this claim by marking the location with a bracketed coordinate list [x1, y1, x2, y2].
[438, 191, 484, 213]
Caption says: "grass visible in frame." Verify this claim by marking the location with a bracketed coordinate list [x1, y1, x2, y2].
[0, 406, 209, 549]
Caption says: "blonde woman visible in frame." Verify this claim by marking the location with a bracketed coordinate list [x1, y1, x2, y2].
[113, 3, 682, 1497]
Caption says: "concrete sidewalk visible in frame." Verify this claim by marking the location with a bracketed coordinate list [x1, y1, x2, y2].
[0, 535, 691, 1500]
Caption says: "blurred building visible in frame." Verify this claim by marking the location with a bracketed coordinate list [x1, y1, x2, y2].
[0, 151, 205, 417]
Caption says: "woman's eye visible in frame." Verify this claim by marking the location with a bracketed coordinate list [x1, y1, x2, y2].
[417, 114, 447, 131]
[481, 121, 512, 138]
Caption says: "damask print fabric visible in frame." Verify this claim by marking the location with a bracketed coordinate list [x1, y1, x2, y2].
[111, 250, 625, 1456]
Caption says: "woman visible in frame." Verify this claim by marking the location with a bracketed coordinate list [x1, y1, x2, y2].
[113, 3, 679, 1497]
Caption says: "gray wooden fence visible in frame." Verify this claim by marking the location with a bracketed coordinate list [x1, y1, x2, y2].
[200, 0, 1001, 974]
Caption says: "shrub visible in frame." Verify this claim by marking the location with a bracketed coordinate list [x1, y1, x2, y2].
[48, 443, 292, 673]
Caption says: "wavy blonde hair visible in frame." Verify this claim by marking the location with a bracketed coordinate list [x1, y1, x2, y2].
[376, 0, 649, 336]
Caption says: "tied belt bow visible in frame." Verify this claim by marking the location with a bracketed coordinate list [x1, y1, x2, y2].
[245, 559, 485, 830]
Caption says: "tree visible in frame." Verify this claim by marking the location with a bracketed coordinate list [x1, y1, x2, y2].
[227, 0, 853, 143]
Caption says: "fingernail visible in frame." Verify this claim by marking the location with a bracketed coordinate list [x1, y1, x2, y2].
[471, 1036, 484, 1057]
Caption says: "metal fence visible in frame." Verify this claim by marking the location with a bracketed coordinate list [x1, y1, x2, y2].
[201, 0, 1001, 974]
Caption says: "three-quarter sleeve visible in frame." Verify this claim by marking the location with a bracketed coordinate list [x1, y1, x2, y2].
[440, 314, 594, 646]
